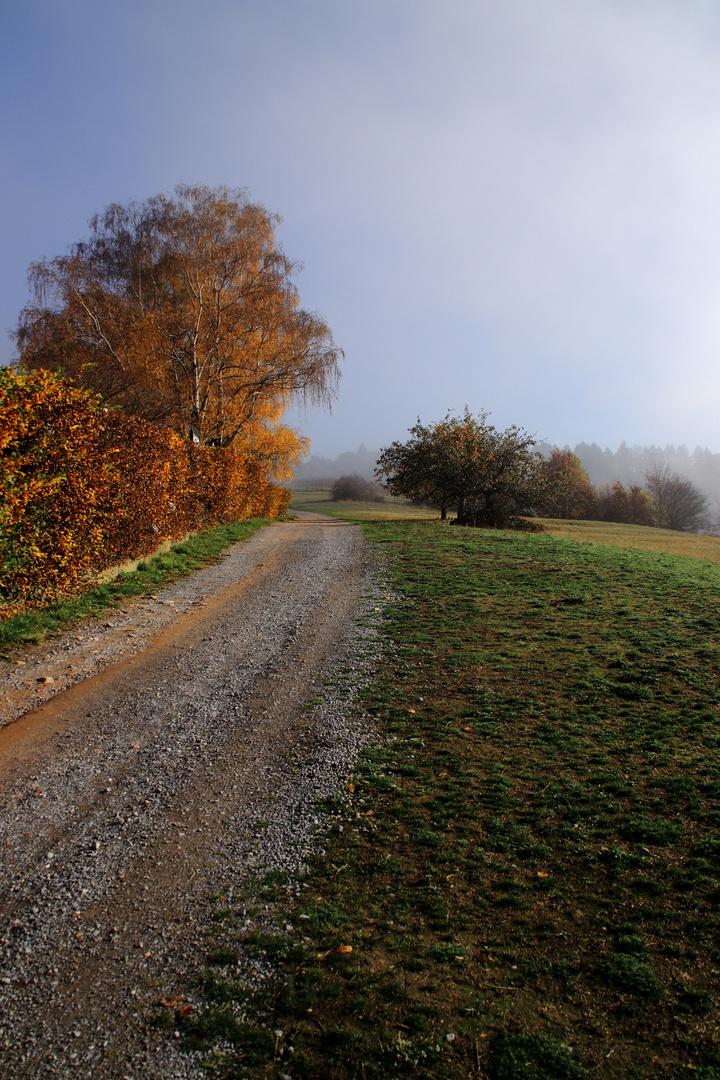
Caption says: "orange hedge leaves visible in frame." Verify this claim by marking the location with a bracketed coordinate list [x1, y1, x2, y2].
[0, 368, 290, 616]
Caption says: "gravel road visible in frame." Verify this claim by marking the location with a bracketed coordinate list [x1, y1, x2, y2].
[0, 512, 388, 1078]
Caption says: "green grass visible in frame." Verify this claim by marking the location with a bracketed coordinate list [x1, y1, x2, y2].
[290, 487, 442, 521]
[0, 518, 274, 655]
[185, 518, 720, 1079]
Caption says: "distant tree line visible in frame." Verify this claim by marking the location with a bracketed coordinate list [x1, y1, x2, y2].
[542, 440, 720, 509]
[296, 437, 720, 522]
[374, 412, 711, 533]
[535, 451, 710, 532]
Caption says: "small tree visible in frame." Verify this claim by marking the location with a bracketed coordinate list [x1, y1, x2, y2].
[535, 449, 595, 519]
[626, 484, 655, 526]
[376, 409, 542, 528]
[595, 481, 654, 526]
[645, 465, 709, 532]
[374, 417, 455, 518]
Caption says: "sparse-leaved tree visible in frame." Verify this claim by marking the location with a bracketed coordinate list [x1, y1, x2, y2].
[645, 464, 709, 532]
[376, 409, 542, 528]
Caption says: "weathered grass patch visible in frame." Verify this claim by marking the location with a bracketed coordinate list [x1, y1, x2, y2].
[188, 521, 720, 1078]
[0, 518, 273, 654]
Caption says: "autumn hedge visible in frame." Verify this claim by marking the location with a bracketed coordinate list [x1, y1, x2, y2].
[0, 368, 290, 617]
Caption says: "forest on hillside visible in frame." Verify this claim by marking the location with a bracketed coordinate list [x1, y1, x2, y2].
[295, 441, 720, 513]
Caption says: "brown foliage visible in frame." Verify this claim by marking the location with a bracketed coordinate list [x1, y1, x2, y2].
[535, 450, 595, 519]
[595, 481, 654, 526]
[0, 368, 289, 616]
[16, 184, 340, 454]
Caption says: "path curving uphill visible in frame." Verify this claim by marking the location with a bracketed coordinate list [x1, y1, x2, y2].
[0, 512, 387, 1078]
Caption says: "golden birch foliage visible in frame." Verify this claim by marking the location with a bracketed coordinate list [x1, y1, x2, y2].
[16, 184, 341, 447]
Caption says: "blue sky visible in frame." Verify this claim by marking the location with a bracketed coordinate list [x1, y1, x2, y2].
[4, 0, 720, 457]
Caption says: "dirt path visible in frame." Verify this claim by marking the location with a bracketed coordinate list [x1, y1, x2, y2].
[0, 513, 386, 1078]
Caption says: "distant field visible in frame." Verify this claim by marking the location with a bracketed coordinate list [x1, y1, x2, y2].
[540, 517, 720, 563]
[290, 487, 441, 521]
[293, 488, 720, 563]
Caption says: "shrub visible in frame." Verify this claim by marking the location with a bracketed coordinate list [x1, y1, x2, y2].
[599, 953, 663, 998]
[486, 1031, 586, 1079]
[619, 819, 681, 846]
[0, 368, 289, 616]
[331, 474, 384, 502]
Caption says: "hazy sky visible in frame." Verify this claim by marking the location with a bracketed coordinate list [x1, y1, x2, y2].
[4, 0, 720, 457]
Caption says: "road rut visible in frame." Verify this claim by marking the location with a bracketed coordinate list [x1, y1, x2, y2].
[0, 513, 386, 1078]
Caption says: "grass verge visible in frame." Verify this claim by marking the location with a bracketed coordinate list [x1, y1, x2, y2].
[185, 519, 720, 1079]
[0, 518, 275, 655]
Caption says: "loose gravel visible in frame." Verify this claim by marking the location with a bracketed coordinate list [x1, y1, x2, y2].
[0, 512, 390, 1078]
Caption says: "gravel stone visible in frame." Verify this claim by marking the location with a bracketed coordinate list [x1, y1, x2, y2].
[0, 512, 390, 1078]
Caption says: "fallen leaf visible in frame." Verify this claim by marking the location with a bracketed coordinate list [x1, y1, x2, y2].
[347, 784, 355, 793]
[537, 871, 549, 878]
[336, 945, 353, 955]
[159, 997, 185, 1008]
[177, 1004, 194, 1018]
[407, 708, 416, 714]
[365, 810, 373, 816]
[463, 727, 473, 732]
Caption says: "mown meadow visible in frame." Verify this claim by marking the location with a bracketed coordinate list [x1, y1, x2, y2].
[188, 496, 720, 1079]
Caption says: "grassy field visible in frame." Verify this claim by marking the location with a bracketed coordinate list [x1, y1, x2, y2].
[186, 511, 720, 1079]
[293, 488, 720, 563]
[539, 518, 720, 564]
[290, 487, 442, 521]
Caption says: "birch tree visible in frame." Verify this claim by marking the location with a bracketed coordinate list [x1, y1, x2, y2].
[16, 185, 341, 451]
